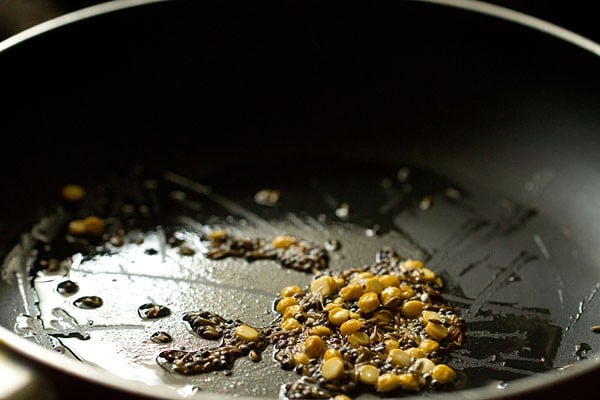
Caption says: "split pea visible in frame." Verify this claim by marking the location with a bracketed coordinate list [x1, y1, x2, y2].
[398, 373, 420, 390]
[388, 348, 411, 367]
[323, 348, 342, 360]
[304, 335, 326, 358]
[311, 275, 336, 296]
[276, 297, 298, 314]
[272, 235, 297, 249]
[339, 319, 363, 335]
[358, 364, 380, 386]
[348, 331, 370, 347]
[376, 373, 401, 392]
[425, 322, 449, 341]
[321, 357, 345, 380]
[310, 325, 332, 337]
[280, 285, 303, 298]
[328, 307, 350, 326]
[235, 325, 259, 342]
[401, 300, 424, 318]
[340, 283, 364, 300]
[358, 292, 380, 313]
[62, 184, 85, 202]
[432, 364, 457, 383]
[281, 318, 301, 330]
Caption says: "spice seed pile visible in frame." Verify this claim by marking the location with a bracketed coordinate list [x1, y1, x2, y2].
[273, 247, 464, 398]
[157, 235, 464, 399]
[205, 231, 329, 273]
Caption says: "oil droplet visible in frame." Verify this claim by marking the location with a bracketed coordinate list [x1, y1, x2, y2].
[57, 280, 79, 295]
[325, 239, 340, 251]
[138, 303, 171, 319]
[74, 296, 103, 309]
[151, 331, 173, 344]
[365, 225, 382, 237]
[254, 189, 280, 206]
[419, 195, 433, 211]
[397, 167, 410, 182]
[335, 203, 350, 219]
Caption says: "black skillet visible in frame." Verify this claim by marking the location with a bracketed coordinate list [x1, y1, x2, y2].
[0, 0, 599, 399]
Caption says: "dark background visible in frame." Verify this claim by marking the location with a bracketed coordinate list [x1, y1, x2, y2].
[0, 0, 599, 44]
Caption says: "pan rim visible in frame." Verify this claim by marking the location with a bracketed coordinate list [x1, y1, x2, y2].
[0, 0, 599, 56]
[0, 0, 599, 399]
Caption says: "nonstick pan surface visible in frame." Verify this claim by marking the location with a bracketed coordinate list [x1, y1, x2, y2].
[1, 0, 599, 399]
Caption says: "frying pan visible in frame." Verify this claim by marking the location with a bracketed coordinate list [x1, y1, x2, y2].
[1, 0, 599, 399]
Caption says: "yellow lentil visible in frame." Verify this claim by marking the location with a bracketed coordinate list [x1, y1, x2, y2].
[397, 373, 420, 391]
[310, 325, 332, 337]
[348, 331, 370, 347]
[68, 220, 87, 236]
[378, 274, 400, 288]
[401, 300, 425, 318]
[83, 216, 105, 237]
[310, 275, 336, 296]
[405, 347, 426, 360]
[280, 285, 303, 298]
[321, 357, 345, 380]
[293, 352, 310, 365]
[339, 283, 364, 300]
[388, 348, 411, 367]
[208, 230, 227, 240]
[328, 307, 350, 326]
[398, 283, 415, 299]
[425, 322, 449, 341]
[357, 292, 380, 314]
[413, 357, 436, 374]
[339, 319, 363, 335]
[334, 395, 352, 400]
[364, 277, 383, 294]
[333, 276, 346, 289]
[422, 310, 442, 323]
[235, 325, 260, 342]
[403, 259, 424, 270]
[376, 373, 401, 392]
[276, 297, 298, 314]
[380, 286, 404, 307]
[272, 235, 297, 249]
[358, 364, 380, 386]
[282, 304, 304, 320]
[323, 348, 343, 360]
[418, 339, 440, 354]
[304, 335, 326, 358]
[431, 364, 457, 384]
[281, 318, 301, 330]
[418, 267, 437, 282]
[61, 184, 85, 202]
[384, 339, 399, 352]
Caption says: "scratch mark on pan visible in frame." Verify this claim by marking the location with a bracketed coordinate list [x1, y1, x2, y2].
[458, 251, 491, 276]
[443, 294, 550, 319]
[286, 213, 323, 238]
[468, 252, 538, 316]
[163, 171, 278, 234]
[533, 233, 550, 259]
[304, 216, 330, 236]
[465, 330, 527, 339]
[449, 353, 536, 376]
